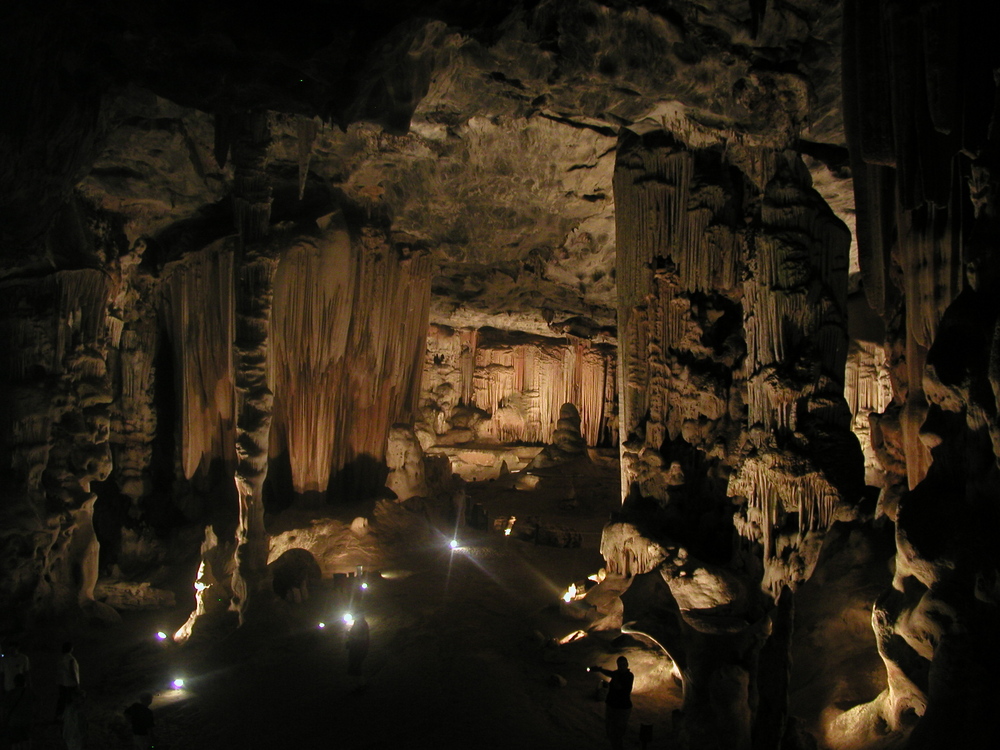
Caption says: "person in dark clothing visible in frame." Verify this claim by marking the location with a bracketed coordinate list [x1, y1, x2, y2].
[3, 673, 35, 750]
[591, 656, 634, 750]
[346, 614, 370, 690]
[124, 692, 155, 749]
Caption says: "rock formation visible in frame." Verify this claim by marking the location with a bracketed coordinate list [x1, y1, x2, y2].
[1, 1, 998, 747]
[421, 325, 616, 448]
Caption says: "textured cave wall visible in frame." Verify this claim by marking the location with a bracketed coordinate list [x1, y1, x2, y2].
[608, 94, 862, 750]
[420, 324, 616, 448]
[0, 267, 116, 626]
[0, 5, 889, 720]
[834, 0, 1000, 747]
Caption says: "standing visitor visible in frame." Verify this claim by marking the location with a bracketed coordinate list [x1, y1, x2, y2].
[591, 656, 635, 750]
[124, 692, 155, 749]
[61, 689, 84, 750]
[2, 673, 35, 750]
[346, 613, 370, 691]
[55, 641, 80, 721]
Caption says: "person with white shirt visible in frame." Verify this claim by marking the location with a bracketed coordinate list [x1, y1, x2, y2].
[55, 641, 80, 721]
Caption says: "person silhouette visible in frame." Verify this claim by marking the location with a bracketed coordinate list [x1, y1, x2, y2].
[55, 641, 80, 721]
[591, 656, 634, 750]
[346, 613, 370, 691]
[124, 692, 155, 749]
[3, 673, 35, 750]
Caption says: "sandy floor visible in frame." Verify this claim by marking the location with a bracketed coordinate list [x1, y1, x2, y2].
[7, 461, 683, 750]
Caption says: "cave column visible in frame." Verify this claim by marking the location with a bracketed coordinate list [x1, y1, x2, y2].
[229, 110, 277, 623]
[612, 125, 860, 750]
[612, 130, 758, 750]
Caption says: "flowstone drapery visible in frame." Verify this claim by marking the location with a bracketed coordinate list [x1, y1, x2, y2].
[605, 127, 861, 750]
[420, 325, 616, 448]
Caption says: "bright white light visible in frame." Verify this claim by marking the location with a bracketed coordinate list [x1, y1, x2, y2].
[343, 613, 355, 627]
[562, 583, 578, 603]
[156, 631, 168, 641]
[171, 678, 185, 690]
[317, 622, 326, 629]
[360, 582, 368, 590]
[503, 527, 512, 536]
[449, 539, 458, 549]
[194, 581, 207, 592]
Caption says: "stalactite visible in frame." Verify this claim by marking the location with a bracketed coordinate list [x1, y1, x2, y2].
[332, 235, 432, 487]
[615, 129, 856, 601]
[109, 250, 160, 501]
[840, 3, 1000, 742]
[845, 339, 893, 486]
[296, 115, 319, 200]
[272, 228, 355, 494]
[161, 242, 236, 481]
[269, 227, 436, 496]
[615, 133, 743, 459]
[845, 0, 978, 495]
[459, 328, 477, 405]
[231, 111, 273, 244]
[729, 450, 841, 595]
[468, 335, 612, 446]
[423, 328, 613, 447]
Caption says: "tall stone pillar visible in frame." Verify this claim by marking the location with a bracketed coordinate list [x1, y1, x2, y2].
[229, 111, 277, 624]
[609, 128, 860, 750]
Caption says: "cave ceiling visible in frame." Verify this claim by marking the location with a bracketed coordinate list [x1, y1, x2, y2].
[1, 0, 850, 337]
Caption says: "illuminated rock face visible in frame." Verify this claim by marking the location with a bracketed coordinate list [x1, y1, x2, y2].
[0, 269, 115, 624]
[832, 2, 1000, 748]
[420, 325, 616, 449]
[0, 1, 998, 747]
[610, 124, 862, 748]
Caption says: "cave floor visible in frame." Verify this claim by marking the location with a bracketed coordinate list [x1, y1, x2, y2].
[10, 461, 889, 750]
[13, 468, 683, 749]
